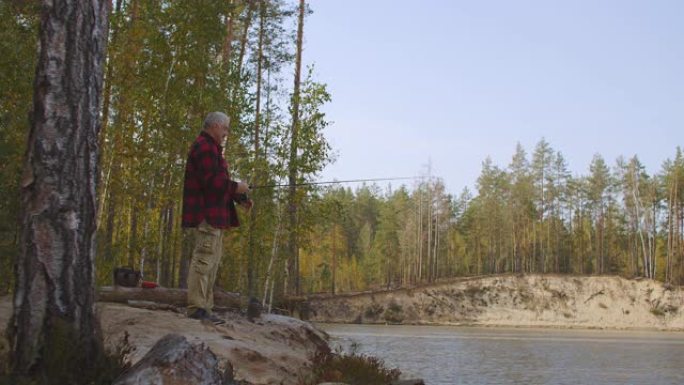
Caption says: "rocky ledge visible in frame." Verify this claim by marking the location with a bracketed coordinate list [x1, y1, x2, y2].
[0, 296, 329, 385]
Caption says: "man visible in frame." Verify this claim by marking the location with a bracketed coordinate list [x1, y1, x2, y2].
[181, 111, 251, 324]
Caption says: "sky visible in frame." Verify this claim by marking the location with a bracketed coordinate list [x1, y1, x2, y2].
[301, 0, 684, 195]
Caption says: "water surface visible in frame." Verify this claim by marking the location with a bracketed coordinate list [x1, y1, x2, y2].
[318, 324, 684, 385]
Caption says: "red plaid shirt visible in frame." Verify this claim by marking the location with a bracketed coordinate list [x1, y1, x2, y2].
[181, 131, 240, 229]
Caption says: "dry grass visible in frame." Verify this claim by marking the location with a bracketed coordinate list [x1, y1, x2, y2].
[308, 350, 401, 385]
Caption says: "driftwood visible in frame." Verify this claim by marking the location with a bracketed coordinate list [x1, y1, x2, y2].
[125, 300, 183, 312]
[113, 334, 226, 385]
[98, 286, 246, 310]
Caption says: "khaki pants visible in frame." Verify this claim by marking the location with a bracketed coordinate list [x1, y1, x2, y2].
[187, 220, 223, 314]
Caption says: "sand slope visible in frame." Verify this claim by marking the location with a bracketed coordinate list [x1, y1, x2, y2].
[307, 275, 684, 330]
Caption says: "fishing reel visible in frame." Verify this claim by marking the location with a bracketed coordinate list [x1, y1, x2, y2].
[234, 191, 253, 210]
[234, 192, 250, 204]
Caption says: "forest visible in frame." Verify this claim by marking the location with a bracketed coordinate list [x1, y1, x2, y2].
[1, 0, 683, 310]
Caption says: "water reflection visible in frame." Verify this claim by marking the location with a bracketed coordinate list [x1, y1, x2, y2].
[318, 324, 684, 385]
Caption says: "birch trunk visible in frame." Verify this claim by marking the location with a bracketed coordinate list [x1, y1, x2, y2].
[11, 0, 109, 375]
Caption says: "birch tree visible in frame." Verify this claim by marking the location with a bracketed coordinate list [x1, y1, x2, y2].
[10, 0, 110, 380]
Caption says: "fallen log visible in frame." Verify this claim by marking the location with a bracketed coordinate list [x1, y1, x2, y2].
[98, 286, 246, 310]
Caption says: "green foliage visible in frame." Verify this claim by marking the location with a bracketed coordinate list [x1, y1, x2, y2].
[0, 1, 39, 295]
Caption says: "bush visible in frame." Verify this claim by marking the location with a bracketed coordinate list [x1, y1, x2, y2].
[310, 350, 401, 385]
[383, 301, 404, 324]
[650, 307, 666, 317]
[364, 303, 384, 320]
[650, 305, 679, 317]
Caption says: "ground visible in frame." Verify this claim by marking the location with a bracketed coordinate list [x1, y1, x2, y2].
[2, 275, 682, 384]
[0, 297, 329, 385]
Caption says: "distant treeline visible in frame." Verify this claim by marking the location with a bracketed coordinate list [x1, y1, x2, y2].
[305, 141, 684, 295]
[1, 2, 682, 303]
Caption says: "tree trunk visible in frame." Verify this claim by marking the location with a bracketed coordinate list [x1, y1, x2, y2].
[222, 0, 235, 67]
[262, 200, 283, 308]
[427, 179, 432, 282]
[246, 0, 266, 298]
[104, 181, 117, 260]
[225, 0, 256, 148]
[287, 0, 305, 295]
[127, 205, 138, 267]
[667, 182, 675, 282]
[418, 188, 423, 280]
[179, 230, 191, 289]
[677, 203, 684, 285]
[10, 0, 110, 376]
[97, 0, 123, 226]
[332, 223, 337, 295]
[163, 205, 174, 287]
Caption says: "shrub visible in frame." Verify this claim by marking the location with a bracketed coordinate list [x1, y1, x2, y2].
[651, 305, 679, 317]
[650, 307, 666, 317]
[383, 301, 404, 324]
[310, 350, 401, 385]
[364, 303, 384, 320]
[464, 285, 482, 297]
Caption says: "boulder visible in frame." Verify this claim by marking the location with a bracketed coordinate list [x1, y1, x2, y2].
[113, 333, 225, 385]
[391, 379, 426, 385]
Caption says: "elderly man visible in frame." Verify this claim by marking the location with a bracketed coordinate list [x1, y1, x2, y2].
[181, 111, 251, 324]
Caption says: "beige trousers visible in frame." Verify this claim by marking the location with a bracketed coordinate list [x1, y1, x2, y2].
[187, 220, 223, 314]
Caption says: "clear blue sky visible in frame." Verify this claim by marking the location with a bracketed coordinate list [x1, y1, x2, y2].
[304, 0, 684, 194]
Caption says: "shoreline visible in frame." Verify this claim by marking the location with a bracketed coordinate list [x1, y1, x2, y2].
[315, 320, 684, 333]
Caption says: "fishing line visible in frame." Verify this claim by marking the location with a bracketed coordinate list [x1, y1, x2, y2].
[250, 176, 422, 189]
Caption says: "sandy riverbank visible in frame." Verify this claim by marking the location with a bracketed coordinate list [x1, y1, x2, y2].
[306, 275, 684, 331]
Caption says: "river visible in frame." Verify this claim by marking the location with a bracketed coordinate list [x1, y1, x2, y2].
[317, 324, 684, 385]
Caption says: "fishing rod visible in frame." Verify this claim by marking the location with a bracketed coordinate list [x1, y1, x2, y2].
[249, 176, 422, 189]
[234, 175, 426, 205]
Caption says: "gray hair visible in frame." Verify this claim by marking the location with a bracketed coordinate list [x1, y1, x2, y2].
[203, 111, 230, 130]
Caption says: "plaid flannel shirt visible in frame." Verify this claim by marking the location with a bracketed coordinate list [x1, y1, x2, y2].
[181, 131, 240, 229]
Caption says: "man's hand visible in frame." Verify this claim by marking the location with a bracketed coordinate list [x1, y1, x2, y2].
[240, 199, 253, 211]
[236, 181, 250, 194]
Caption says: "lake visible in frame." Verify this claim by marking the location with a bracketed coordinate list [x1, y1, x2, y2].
[317, 324, 684, 385]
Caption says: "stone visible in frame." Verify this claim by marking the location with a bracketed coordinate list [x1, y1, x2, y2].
[391, 379, 426, 385]
[113, 333, 224, 385]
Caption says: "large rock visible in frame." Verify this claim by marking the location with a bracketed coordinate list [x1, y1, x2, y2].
[0, 298, 332, 385]
[113, 333, 224, 385]
[98, 302, 329, 385]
